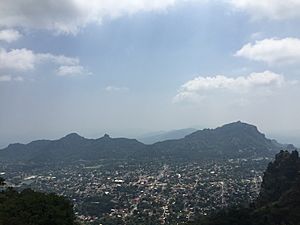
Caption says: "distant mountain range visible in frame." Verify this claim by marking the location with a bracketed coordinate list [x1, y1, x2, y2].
[0, 121, 295, 163]
[138, 128, 197, 144]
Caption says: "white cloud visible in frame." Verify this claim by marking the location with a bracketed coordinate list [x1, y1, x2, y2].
[57, 65, 86, 76]
[105, 86, 129, 92]
[0, 48, 36, 71]
[0, 47, 86, 77]
[0, 75, 24, 82]
[0, 29, 22, 42]
[229, 0, 300, 20]
[38, 53, 79, 66]
[173, 71, 289, 103]
[236, 38, 300, 64]
[0, 0, 183, 34]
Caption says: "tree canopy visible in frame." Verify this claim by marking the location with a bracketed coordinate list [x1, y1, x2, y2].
[0, 187, 78, 225]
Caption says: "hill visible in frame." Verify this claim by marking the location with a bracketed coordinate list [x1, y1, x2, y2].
[0, 133, 145, 163]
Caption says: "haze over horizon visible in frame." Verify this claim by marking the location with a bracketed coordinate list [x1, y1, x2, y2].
[1, 0, 300, 148]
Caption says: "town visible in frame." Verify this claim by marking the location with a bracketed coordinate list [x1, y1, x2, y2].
[1, 157, 269, 224]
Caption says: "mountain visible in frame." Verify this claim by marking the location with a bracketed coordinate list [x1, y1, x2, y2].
[189, 150, 300, 225]
[0, 133, 146, 163]
[0, 121, 290, 163]
[138, 128, 197, 144]
[148, 121, 282, 159]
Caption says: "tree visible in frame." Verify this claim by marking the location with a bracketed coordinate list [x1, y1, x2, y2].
[0, 188, 78, 225]
[0, 177, 5, 186]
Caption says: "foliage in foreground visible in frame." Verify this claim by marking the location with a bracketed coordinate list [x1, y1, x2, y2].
[0, 185, 78, 225]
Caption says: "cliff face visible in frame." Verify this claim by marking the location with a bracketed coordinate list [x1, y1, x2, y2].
[253, 150, 300, 225]
[257, 150, 300, 206]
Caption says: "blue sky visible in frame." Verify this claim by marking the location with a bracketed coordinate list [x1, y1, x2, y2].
[1, 0, 300, 147]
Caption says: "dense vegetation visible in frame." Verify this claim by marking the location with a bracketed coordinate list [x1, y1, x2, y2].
[189, 150, 300, 225]
[0, 180, 77, 225]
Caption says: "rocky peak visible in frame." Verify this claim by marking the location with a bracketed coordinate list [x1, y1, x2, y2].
[257, 150, 300, 206]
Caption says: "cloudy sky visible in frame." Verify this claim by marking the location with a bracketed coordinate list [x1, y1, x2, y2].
[1, 0, 300, 147]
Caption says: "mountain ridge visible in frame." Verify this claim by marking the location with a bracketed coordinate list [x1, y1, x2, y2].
[0, 121, 293, 163]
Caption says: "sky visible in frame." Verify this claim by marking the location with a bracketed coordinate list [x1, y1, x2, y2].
[1, 0, 300, 147]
